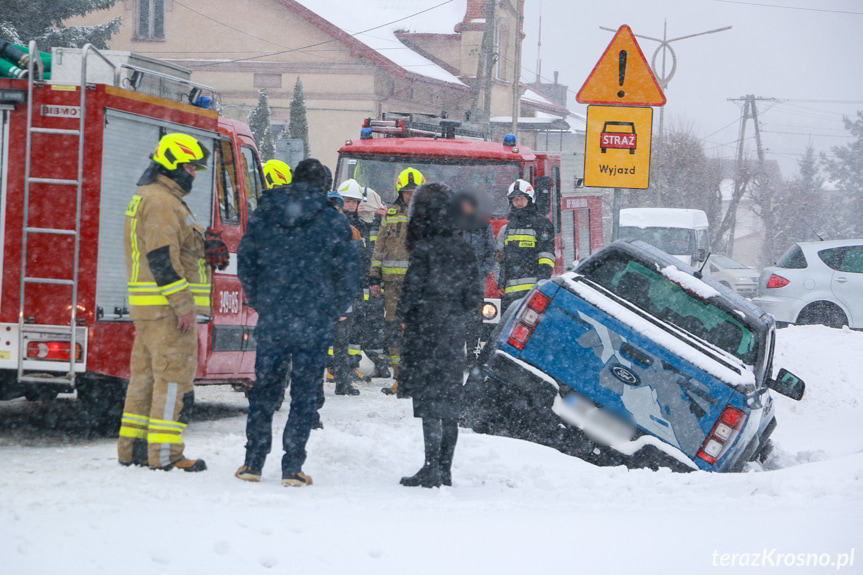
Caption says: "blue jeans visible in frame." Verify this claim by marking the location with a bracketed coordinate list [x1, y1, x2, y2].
[244, 330, 328, 474]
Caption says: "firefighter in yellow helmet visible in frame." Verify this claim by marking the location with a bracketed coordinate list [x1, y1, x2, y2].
[262, 159, 293, 189]
[117, 133, 227, 472]
[368, 167, 425, 395]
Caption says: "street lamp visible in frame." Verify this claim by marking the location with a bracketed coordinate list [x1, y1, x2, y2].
[601, 22, 732, 207]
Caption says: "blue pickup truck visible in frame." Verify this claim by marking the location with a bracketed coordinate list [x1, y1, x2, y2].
[464, 240, 805, 472]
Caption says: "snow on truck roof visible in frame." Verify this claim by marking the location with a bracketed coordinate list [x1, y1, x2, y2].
[291, 0, 467, 86]
[619, 208, 709, 229]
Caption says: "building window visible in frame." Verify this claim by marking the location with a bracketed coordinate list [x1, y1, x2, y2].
[136, 0, 165, 40]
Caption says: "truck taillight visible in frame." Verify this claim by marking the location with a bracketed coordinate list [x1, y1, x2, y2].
[766, 274, 789, 289]
[697, 405, 745, 465]
[507, 291, 552, 351]
[27, 341, 82, 362]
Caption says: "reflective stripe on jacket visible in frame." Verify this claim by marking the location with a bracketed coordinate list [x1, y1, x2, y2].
[497, 212, 556, 295]
[124, 174, 211, 320]
[369, 199, 410, 284]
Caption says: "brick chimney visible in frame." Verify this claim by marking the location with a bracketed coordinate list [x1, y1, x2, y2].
[457, 0, 489, 33]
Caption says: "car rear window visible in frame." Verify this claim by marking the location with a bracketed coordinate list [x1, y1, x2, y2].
[776, 244, 807, 269]
[580, 253, 758, 364]
[818, 246, 863, 273]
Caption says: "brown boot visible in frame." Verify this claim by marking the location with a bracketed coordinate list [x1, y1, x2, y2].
[282, 472, 313, 487]
[235, 465, 262, 482]
[158, 458, 207, 472]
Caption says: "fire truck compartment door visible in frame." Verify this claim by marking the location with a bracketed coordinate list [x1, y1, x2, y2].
[96, 110, 217, 321]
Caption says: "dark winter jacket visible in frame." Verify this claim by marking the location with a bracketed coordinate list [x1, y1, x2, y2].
[397, 184, 483, 419]
[461, 223, 495, 280]
[497, 204, 555, 300]
[237, 181, 362, 346]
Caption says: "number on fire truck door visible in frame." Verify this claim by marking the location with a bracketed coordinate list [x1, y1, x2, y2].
[219, 291, 241, 314]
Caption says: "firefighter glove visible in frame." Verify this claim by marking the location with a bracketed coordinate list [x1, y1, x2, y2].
[204, 228, 230, 270]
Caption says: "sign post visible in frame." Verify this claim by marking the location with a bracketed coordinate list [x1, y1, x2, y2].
[576, 25, 666, 240]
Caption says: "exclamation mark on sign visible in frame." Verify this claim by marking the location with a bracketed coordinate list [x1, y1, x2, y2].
[617, 50, 628, 98]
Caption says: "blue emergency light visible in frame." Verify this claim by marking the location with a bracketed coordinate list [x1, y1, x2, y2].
[503, 134, 517, 146]
[360, 127, 373, 140]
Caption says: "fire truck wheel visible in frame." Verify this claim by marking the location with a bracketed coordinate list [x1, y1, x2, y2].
[77, 376, 127, 435]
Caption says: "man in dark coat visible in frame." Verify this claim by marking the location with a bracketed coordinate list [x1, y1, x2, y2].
[397, 183, 483, 488]
[456, 192, 495, 356]
[235, 158, 362, 487]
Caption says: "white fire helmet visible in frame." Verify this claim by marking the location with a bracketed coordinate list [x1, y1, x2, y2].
[337, 179, 367, 201]
[507, 179, 535, 203]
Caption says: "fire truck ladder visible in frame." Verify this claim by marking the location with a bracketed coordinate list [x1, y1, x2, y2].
[17, 42, 119, 387]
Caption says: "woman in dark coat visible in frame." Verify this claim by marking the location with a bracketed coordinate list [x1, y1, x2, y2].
[397, 183, 483, 488]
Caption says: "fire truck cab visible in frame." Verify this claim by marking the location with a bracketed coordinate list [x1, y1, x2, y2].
[335, 115, 604, 327]
[0, 43, 264, 420]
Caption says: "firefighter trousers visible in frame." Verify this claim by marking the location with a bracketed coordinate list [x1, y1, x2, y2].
[117, 316, 197, 469]
[382, 280, 404, 380]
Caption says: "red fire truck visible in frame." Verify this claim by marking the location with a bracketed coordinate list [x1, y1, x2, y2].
[335, 115, 604, 328]
[0, 43, 265, 420]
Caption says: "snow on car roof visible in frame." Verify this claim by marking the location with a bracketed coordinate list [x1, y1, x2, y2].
[797, 238, 863, 251]
[620, 208, 710, 229]
[292, 0, 467, 86]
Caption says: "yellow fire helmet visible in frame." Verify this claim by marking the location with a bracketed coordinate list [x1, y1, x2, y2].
[152, 133, 210, 171]
[262, 159, 293, 189]
[396, 167, 425, 193]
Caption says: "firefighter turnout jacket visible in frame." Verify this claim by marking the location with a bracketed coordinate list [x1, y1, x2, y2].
[124, 174, 212, 320]
[497, 209, 556, 300]
[368, 197, 410, 311]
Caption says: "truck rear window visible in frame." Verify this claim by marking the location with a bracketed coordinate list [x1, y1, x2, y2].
[581, 254, 758, 364]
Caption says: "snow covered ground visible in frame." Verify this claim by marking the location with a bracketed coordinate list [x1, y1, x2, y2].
[1, 325, 862, 574]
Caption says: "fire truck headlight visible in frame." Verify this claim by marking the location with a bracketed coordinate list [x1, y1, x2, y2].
[481, 302, 498, 321]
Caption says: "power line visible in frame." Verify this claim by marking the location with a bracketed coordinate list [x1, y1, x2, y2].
[709, 0, 863, 15]
[173, 1, 292, 50]
[185, 0, 457, 68]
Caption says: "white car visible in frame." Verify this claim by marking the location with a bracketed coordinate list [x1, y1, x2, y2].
[752, 239, 863, 328]
[704, 254, 760, 298]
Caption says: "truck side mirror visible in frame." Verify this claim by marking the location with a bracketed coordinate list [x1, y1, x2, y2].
[768, 368, 805, 401]
[696, 248, 707, 263]
[534, 176, 551, 215]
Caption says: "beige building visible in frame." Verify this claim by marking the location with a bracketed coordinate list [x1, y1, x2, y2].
[67, 0, 569, 168]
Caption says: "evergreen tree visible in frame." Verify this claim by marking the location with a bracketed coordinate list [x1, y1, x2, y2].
[289, 77, 310, 159]
[0, 0, 120, 50]
[248, 88, 275, 162]
[822, 111, 863, 237]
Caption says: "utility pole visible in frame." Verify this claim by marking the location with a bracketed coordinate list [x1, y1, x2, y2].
[511, 0, 524, 137]
[471, 0, 497, 122]
[725, 95, 774, 255]
[600, 23, 732, 206]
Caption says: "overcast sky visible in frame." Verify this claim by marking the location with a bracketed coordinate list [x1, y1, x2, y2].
[519, 0, 863, 178]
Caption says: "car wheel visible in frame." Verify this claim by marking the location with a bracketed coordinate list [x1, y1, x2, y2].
[796, 301, 848, 329]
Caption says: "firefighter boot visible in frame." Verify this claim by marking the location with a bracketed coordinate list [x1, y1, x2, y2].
[335, 382, 360, 396]
[439, 419, 459, 487]
[159, 458, 207, 472]
[119, 439, 149, 467]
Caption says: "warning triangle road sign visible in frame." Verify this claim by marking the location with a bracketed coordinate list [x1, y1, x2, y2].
[576, 25, 666, 107]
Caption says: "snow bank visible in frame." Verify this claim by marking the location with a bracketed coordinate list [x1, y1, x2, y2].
[0, 326, 860, 574]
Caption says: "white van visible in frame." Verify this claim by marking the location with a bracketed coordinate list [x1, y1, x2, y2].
[619, 208, 710, 266]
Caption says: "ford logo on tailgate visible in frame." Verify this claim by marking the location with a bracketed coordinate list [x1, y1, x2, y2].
[611, 364, 640, 385]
